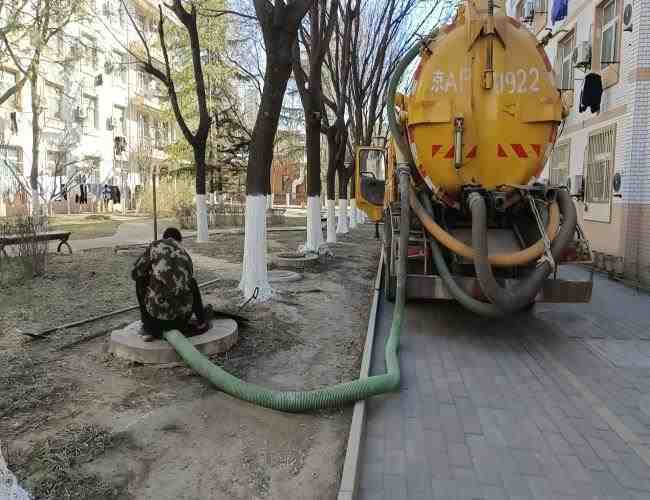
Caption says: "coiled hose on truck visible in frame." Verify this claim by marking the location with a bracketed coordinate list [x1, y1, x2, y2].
[162, 168, 411, 412]
[469, 190, 577, 313]
[385, 37, 576, 315]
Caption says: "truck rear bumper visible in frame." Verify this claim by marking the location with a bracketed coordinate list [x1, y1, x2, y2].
[400, 272, 593, 303]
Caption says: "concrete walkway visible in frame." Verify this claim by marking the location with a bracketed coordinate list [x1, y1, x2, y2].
[55, 219, 308, 252]
[358, 267, 650, 499]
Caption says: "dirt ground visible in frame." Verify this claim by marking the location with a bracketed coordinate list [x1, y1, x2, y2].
[0, 226, 380, 499]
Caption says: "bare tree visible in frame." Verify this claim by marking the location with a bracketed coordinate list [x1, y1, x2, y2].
[292, 0, 337, 251]
[121, 0, 212, 241]
[239, 0, 314, 300]
[322, 0, 357, 239]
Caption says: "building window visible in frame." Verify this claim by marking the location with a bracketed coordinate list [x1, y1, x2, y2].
[0, 70, 18, 108]
[0, 145, 23, 170]
[112, 105, 126, 135]
[83, 157, 101, 185]
[47, 150, 65, 177]
[112, 51, 127, 85]
[585, 124, 616, 204]
[45, 83, 63, 120]
[137, 113, 150, 144]
[549, 142, 570, 186]
[118, 2, 126, 27]
[84, 95, 99, 130]
[82, 36, 98, 70]
[557, 33, 575, 90]
[600, 0, 619, 68]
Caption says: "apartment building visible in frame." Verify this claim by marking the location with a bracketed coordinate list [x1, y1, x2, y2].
[507, 0, 650, 284]
[0, 0, 176, 216]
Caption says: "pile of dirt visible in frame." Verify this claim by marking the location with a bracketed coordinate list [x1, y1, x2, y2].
[1, 226, 380, 499]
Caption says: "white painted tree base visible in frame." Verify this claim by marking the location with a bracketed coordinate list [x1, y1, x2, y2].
[304, 195, 325, 252]
[239, 195, 272, 301]
[196, 194, 209, 242]
[337, 198, 349, 234]
[326, 199, 337, 244]
[350, 199, 358, 229]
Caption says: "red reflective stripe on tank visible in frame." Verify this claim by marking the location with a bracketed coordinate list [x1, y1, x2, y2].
[511, 144, 528, 158]
[431, 145, 442, 157]
[549, 128, 558, 143]
[497, 144, 508, 158]
[466, 145, 477, 159]
[531, 144, 542, 158]
[444, 146, 455, 159]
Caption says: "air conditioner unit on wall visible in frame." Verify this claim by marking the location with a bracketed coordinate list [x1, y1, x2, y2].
[623, 3, 633, 32]
[572, 42, 592, 69]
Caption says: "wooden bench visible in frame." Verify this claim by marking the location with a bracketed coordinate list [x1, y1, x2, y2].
[0, 231, 73, 257]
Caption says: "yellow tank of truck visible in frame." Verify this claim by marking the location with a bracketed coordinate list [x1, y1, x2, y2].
[404, 2, 564, 201]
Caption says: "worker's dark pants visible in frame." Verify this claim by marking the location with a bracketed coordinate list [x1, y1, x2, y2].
[136, 278, 206, 339]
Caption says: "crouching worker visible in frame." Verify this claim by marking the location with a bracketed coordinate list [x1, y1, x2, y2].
[132, 227, 209, 341]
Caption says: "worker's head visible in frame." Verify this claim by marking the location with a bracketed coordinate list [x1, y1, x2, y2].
[162, 227, 182, 243]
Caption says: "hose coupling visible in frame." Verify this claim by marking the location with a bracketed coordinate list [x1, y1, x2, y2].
[396, 163, 412, 177]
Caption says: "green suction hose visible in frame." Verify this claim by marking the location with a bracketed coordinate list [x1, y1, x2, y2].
[160, 33, 431, 412]
[163, 167, 411, 412]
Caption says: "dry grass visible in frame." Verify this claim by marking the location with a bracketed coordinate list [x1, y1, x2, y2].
[7, 425, 132, 500]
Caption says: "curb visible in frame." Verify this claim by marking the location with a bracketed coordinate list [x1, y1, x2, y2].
[337, 250, 384, 500]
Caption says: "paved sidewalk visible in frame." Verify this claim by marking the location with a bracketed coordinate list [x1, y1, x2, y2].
[358, 266, 650, 499]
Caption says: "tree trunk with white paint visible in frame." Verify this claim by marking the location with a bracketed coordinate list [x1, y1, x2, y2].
[305, 195, 324, 252]
[239, 195, 271, 300]
[337, 198, 349, 234]
[349, 198, 358, 228]
[196, 193, 209, 242]
[326, 198, 336, 243]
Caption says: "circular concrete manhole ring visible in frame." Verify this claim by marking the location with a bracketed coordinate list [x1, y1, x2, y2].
[274, 252, 319, 270]
[109, 319, 238, 365]
[268, 270, 303, 283]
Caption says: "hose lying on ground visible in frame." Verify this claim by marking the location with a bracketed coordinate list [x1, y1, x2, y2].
[163, 169, 411, 412]
[469, 189, 577, 313]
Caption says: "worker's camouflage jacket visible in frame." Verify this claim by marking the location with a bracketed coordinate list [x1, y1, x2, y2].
[132, 238, 194, 320]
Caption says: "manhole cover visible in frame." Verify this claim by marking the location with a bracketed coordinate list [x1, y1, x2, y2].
[268, 270, 302, 283]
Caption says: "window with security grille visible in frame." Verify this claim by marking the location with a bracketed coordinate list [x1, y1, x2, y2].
[585, 124, 616, 222]
[550, 142, 570, 186]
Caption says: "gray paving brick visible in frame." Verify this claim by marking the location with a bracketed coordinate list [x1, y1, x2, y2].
[449, 443, 473, 468]
[607, 461, 650, 491]
[441, 415, 466, 444]
[501, 473, 534, 499]
[384, 449, 406, 476]
[590, 469, 633, 499]
[557, 455, 592, 483]
[545, 431, 573, 456]
[482, 484, 509, 500]
[430, 450, 452, 480]
[462, 414, 484, 436]
[467, 435, 503, 485]
[511, 449, 547, 477]
[621, 452, 650, 480]
[384, 474, 407, 500]
[586, 436, 620, 462]
[573, 443, 607, 472]
[360, 460, 384, 491]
